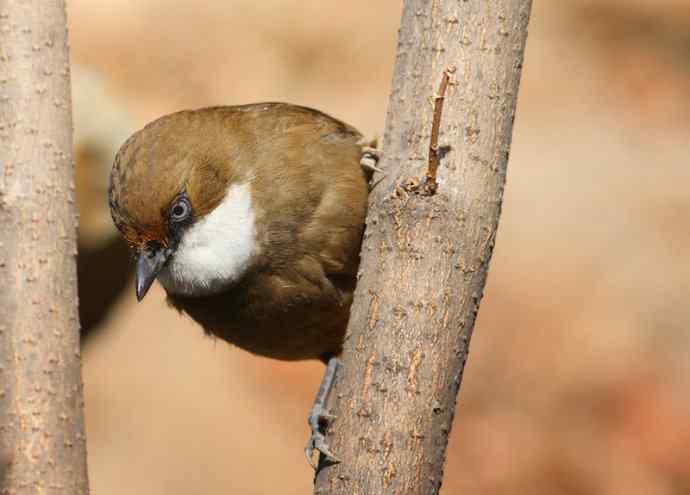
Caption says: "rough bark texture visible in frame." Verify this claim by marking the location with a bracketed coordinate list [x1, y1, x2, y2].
[0, 2, 90, 493]
[314, 1, 532, 493]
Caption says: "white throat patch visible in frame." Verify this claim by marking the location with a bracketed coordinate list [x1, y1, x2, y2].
[157, 183, 258, 297]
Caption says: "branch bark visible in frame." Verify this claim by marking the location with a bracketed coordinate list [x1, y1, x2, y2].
[0, 2, 90, 493]
[314, 1, 532, 493]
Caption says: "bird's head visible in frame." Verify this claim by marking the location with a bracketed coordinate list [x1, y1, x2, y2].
[108, 109, 260, 301]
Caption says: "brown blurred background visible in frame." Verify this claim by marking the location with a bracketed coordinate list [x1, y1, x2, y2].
[68, 1, 690, 494]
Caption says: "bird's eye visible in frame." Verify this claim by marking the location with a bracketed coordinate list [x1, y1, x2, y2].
[169, 198, 192, 222]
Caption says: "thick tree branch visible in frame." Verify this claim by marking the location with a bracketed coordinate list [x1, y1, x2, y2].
[0, 1, 90, 493]
[314, 1, 532, 493]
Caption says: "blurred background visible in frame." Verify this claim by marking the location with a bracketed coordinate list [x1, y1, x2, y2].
[68, 1, 690, 494]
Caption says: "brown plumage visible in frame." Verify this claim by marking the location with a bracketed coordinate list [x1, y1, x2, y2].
[109, 103, 369, 361]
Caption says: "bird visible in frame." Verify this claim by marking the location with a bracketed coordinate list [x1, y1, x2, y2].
[108, 102, 379, 466]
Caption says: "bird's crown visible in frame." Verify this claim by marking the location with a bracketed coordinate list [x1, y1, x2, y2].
[108, 108, 243, 249]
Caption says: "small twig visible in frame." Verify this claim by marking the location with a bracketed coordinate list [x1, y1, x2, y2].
[422, 66, 455, 195]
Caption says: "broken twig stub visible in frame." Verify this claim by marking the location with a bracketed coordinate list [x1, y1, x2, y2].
[422, 66, 456, 195]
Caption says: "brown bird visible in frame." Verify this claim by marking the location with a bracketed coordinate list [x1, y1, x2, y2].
[108, 102, 378, 465]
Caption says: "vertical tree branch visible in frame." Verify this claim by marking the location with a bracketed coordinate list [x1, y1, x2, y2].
[314, 1, 532, 493]
[0, 1, 90, 493]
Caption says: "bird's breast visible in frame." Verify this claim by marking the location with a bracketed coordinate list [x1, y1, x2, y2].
[166, 272, 354, 361]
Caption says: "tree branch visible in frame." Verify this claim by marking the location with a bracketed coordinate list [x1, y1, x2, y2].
[314, 1, 532, 493]
[0, 1, 90, 493]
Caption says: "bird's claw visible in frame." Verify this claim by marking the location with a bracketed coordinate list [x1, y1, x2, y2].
[305, 407, 340, 468]
[319, 413, 337, 423]
[360, 147, 384, 175]
[304, 431, 341, 468]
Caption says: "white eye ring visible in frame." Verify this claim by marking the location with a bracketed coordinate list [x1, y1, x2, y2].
[170, 198, 192, 222]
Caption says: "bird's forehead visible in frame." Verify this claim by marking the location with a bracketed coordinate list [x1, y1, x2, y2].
[110, 135, 192, 245]
[109, 109, 245, 248]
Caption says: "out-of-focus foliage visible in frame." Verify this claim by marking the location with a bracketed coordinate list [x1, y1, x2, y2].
[72, 65, 136, 338]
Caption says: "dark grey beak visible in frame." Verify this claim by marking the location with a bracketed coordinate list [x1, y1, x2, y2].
[135, 244, 169, 302]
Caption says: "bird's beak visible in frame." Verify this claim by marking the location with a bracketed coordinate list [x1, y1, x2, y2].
[135, 244, 169, 302]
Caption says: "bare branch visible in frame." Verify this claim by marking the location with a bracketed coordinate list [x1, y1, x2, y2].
[0, 2, 90, 493]
[422, 66, 456, 196]
[313, 1, 532, 493]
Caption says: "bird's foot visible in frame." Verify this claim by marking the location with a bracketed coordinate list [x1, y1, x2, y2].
[360, 146, 384, 175]
[305, 356, 341, 468]
[304, 405, 340, 467]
